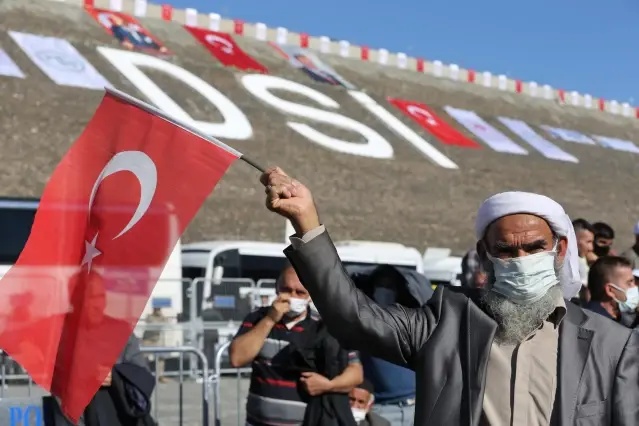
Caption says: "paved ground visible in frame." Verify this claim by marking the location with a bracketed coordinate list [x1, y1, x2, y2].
[0, 376, 250, 426]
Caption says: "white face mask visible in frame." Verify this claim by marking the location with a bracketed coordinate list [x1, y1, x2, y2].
[287, 297, 309, 316]
[351, 408, 367, 423]
[610, 285, 639, 313]
[487, 243, 559, 304]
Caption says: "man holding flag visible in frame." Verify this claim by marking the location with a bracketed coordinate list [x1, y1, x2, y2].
[259, 168, 639, 425]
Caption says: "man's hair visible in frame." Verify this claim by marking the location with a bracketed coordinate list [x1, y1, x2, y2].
[357, 379, 375, 395]
[587, 256, 631, 301]
[592, 222, 615, 239]
[572, 218, 595, 234]
[275, 262, 295, 290]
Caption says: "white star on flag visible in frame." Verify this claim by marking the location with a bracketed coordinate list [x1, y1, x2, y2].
[81, 233, 102, 272]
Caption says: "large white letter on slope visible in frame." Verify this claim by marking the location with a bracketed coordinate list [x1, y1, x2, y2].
[97, 46, 252, 140]
[349, 92, 458, 169]
[241, 74, 393, 159]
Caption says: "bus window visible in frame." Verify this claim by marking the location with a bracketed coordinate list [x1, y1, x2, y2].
[0, 207, 36, 264]
[237, 255, 287, 286]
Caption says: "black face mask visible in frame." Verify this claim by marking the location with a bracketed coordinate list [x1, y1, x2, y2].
[594, 244, 611, 257]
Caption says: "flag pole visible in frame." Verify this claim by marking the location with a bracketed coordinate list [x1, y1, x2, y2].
[104, 87, 266, 173]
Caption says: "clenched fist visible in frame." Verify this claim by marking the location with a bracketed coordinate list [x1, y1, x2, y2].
[260, 167, 320, 235]
[267, 294, 291, 323]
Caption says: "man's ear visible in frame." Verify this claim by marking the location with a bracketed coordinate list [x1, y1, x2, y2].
[367, 395, 375, 409]
[557, 236, 568, 261]
[604, 282, 617, 300]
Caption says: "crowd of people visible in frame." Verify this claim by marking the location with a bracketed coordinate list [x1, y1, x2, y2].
[229, 263, 428, 426]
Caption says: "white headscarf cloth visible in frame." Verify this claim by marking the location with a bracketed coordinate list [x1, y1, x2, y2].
[474, 191, 581, 300]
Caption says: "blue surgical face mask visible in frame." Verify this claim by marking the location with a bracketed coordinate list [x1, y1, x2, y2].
[486, 243, 559, 304]
[373, 287, 396, 307]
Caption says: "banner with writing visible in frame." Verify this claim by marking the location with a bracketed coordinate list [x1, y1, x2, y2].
[593, 136, 639, 154]
[499, 117, 578, 163]
[444, 106, 527, 154]
[9, 32, 110, 90]
[541, 125, 595, 145]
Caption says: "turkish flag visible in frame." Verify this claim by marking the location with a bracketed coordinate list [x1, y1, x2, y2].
[185, 26, 268, 73]
[388, 98, 482, 149]
[0, 90, 240, 422]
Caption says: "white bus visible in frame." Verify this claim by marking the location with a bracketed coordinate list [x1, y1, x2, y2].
[181, 239, 425, 324]
[422, 247, 463, 287]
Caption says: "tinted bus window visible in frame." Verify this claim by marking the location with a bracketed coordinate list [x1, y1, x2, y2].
[0, 208, 36, 264]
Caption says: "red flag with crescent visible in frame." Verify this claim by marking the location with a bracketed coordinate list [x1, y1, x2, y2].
[387, 98, 482, 149]
[0, 90, 240, 422]
[185, 26, 268, 73]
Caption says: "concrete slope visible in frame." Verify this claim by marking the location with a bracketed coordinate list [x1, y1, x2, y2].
[1, 0, 638, 252]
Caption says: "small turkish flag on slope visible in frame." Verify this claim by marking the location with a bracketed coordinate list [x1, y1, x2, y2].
[388, 98, 482, 149]
[0, 89, 240, 422]
[185, 26, 268, 73]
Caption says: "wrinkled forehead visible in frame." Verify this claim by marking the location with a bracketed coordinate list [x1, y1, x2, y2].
[484, 213, 555, 245]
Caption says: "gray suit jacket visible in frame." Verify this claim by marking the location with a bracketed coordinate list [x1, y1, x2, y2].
[364, 412, 391, 426]
[285, 231, 639, 426]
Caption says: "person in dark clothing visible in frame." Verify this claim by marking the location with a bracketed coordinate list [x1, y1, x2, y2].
[584, 256, 638, 328]
[346, 265, 433, 426]
[45, 333, 156, 426]
[229, 264, 362, 426]
[592, 222, 617, 258]
[349, 380, 391, 426]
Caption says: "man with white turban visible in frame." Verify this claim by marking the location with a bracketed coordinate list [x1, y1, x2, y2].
[261, 167, 639, 426]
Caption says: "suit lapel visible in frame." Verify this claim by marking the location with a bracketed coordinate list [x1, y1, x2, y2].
[556, 303, 593, 425]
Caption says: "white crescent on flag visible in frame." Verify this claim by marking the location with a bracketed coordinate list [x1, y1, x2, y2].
[82, 151, 158, 270]
[205, 34, 233, 54]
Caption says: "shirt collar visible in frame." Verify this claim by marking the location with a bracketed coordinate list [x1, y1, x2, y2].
[548, 293, 567, 328]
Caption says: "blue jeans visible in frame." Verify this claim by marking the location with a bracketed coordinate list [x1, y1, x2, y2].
[372, 402, 415, 426]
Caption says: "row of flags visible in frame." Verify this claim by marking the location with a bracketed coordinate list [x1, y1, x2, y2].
[88, 7, 269, 73]
[2, 28, 638, 162]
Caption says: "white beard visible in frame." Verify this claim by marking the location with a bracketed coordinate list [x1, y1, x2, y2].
[481, 284, 561, 345]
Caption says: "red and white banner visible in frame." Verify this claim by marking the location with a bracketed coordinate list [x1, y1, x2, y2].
[388, 98, 481, 148]
[185, 27, 268, 73]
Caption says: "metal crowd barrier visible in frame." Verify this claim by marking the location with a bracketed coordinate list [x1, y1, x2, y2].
[210, 341, 253, 426]
[0, 346, 212, 426]
[141, 346, 210, 426]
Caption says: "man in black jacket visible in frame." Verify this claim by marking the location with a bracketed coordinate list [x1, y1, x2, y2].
[260, 167, 639, 426]
[229, 264, 362, 426]
[346, 265, 432, 426]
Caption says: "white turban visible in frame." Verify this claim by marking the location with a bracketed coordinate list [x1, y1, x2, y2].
[475, 191, 581, 300]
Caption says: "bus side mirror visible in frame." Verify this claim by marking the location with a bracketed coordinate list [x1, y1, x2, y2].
[212, 265, 224, 285]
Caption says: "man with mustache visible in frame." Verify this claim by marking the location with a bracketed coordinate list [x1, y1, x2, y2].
[260, 167, 639, 426]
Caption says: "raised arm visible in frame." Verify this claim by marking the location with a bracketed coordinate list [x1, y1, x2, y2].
[261, 167, 441, 366]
